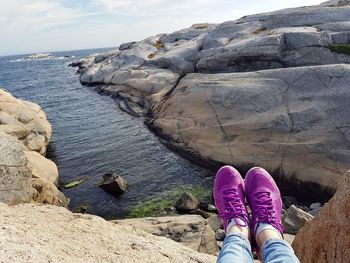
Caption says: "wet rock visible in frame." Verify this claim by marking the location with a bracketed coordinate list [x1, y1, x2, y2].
[99, 172, 128, 196]
[293, 170, 350, 263]
[175, 192, 200, 212]
[112, 215, 219, 255]
[283, 205, 314, 235]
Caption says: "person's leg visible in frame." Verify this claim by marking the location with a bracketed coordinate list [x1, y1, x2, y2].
[214, 165, 254, 263]
[245, 167, 300, 263]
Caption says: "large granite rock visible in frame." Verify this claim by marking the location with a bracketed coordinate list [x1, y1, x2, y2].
[151, 65, 350, 195]
[0, 89, 52, 154]
[0, 89, 66, 206]
[0, 131, 32, 205]
[293, 170, 350, 262]
[0, 204, 216, 263]
[112, 215, 219, 255]
[72, 1, 350, 195]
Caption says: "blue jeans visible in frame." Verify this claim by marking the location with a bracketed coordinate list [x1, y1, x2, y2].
[217, 233, 300, 263]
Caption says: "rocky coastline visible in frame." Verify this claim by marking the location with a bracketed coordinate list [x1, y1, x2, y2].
[71, 0, 350, 202]
[0, 89, 67, 206]
[1, 0, 350, 262]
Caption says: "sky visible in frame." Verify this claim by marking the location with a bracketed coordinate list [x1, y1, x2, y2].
[0, 0, 324, 56]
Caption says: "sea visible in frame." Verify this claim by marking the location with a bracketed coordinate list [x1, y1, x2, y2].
[0, 48, 213, 218]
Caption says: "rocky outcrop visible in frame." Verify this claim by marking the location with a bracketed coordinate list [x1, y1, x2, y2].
[0, 89, 51, 154]
[113, 215, 219, 255]
[0, 89, 67, 206]
[0, 131, 32, 205]
[72, 1, 350, 197]
[0, 204, 215, 263]
[293, 170, 350, 262]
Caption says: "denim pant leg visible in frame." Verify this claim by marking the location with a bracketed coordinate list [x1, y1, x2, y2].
[262, 239, 300, 263]
[217, 233, 254, 263]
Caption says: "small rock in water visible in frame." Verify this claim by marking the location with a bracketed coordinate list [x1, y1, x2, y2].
[283, 205, 313, 235]
[309, 202, 321, 210]
[175, 192, 199, 212]
[99, 172, 128, 196]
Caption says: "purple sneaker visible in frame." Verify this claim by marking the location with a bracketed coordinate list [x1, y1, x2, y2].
[245, 167, 284, 237]
[213, 165, 249, 231]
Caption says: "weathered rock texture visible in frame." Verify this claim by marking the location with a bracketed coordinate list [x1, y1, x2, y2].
[72, 1, 350, 196]
[113, 215, 219, 255]
[0, 203, 216, 263]
[0, 131, 32, 205]
[0, 89, 67, 206]
[283, 205, 314, 234]
[293, 170, 350, 262]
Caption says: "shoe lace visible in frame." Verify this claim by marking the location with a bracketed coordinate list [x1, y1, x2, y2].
[253, 192, 283, 232]
[219, 188, 248, 227]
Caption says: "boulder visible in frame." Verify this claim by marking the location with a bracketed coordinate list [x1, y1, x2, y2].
[175, 192, 200, 212]
[0, 89, 52, 154]
[0, 204, 216, 263]
[293, 170, 350, 262]
[99, 172, 128, 196]
[283, 205, 314, 235]
[112, 215, 219, 255]
[0, 131, 32, 205]
[151, 65, 350, 197]
[0, 89, 66, 207]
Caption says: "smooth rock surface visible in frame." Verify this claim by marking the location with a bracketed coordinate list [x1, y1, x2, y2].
[151, 65, 350, 195]
[293, 170, 350, 262]
[0, 89, 52, 154]
[112, 215, 219, 255]
[0, 204, 216, 263]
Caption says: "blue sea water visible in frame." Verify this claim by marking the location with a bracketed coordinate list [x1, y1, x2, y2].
[0, 49, 213, 218]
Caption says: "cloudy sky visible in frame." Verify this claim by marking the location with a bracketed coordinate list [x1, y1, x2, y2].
[1, 0, 324, 56]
